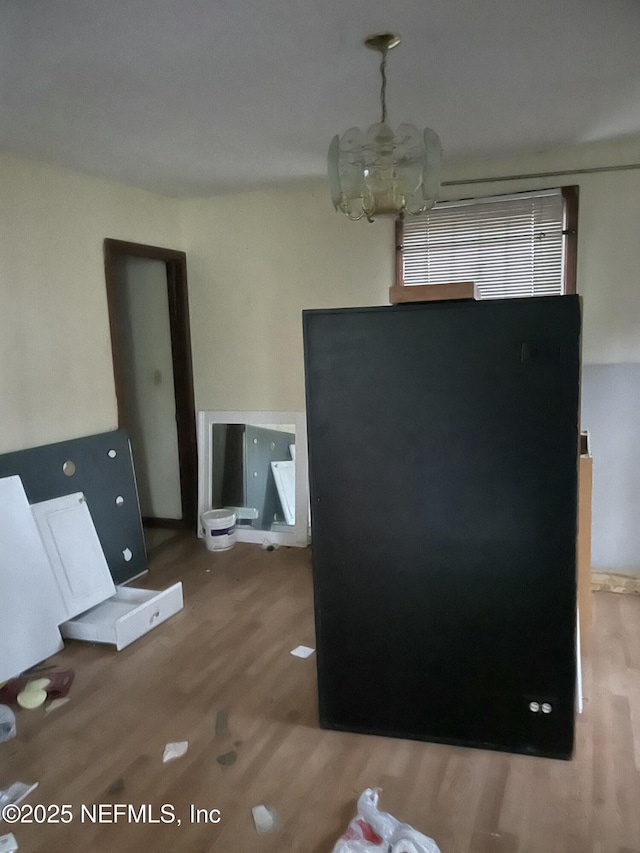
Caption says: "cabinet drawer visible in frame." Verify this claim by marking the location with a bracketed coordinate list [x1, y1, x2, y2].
[60, 583, 183, 650]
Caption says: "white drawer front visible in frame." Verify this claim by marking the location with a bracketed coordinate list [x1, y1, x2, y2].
[114, 583, 183, 650]
[61, 583, 183, 650]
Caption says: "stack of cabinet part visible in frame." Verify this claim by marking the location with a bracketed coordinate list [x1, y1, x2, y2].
[0, 430, 183, 683]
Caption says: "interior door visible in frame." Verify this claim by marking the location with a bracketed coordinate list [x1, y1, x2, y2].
[104, 240, 197, 532]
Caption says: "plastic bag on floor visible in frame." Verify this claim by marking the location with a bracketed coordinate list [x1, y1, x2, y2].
[0, 706, 16, 743]
[332, 788, 440, 853]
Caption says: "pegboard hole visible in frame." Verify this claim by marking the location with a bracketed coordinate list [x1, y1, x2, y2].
[115, 495, 125, 507]
[122, 547, 133, 562]
[62, 460, 76, 477]
[108, 449, 117, 458]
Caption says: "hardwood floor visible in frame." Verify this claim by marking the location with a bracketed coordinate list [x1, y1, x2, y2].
[2, 536, 640, 853]
[143, 525, 183, 554]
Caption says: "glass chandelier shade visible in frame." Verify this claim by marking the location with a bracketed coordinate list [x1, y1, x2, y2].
[328, 33, 442, 222]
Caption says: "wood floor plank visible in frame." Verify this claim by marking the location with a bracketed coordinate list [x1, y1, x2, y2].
[2, 536, 639, 852]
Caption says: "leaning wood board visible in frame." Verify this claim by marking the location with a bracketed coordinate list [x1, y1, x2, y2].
[389, 281, 477, 303]
[303, 296, 581, 759]
[577, 455, 593, 651]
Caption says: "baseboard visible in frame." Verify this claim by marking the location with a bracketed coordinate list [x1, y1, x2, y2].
[591, 571, 640, 595]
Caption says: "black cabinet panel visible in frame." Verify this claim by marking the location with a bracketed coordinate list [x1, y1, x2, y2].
[303, 297, 581, 758]
[0, 429, 146, 585]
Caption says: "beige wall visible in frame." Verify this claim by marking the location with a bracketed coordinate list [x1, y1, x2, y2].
[574, 172, 640, 364]
[180, 183, 394, 412]
[4, 140, 639, 570]
[178, 143, 640, 574]
[0, 151, 183, 454]
[3, 137, 639, 448]
[435, 145, 640, 574]
[437, 137, 640, 366]
[181, 140, 640, 415]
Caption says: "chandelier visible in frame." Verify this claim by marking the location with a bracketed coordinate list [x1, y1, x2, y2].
[328, 33, 442, 222]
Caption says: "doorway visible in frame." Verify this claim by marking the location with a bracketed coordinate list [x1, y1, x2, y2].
[104, 239, 197, 545]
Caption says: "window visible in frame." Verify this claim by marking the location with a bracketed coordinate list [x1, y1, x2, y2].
[398, 187, 578, 299]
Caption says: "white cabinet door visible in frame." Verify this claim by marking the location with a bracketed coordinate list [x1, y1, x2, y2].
[31, 492, 115, 621]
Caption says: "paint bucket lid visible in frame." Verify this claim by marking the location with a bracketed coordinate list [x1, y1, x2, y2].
[201, 509, 236, 530]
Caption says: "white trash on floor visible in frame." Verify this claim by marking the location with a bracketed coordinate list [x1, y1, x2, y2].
[332, 788, 440, 853]
[290, 645, 315, 658]
[162, 741, 188, 763]
[0, 832, 18, 852]
[251, 804, 279, 834]
[0, 706, 16, 743]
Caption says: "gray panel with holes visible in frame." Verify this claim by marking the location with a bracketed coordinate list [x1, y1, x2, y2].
[0, 429, 146, 584]
[243, 425, 295, 529]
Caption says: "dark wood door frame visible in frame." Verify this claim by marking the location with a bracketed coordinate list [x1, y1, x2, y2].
[103, 238, 197, 530]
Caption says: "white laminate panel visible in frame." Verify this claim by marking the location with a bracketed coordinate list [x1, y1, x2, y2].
[0, 476, 64, 682]
[31, 492, 115, 620]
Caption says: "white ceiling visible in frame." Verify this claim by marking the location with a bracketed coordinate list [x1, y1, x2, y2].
[2, 0, 640, 197]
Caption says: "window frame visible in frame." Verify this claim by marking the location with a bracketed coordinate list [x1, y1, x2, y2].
[395, 185, 579, 297]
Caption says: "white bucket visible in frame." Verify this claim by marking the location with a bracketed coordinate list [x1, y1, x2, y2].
[201, 509, 237, 552]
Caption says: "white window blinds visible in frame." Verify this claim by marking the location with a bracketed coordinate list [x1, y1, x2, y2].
[401, 189, 566, 299]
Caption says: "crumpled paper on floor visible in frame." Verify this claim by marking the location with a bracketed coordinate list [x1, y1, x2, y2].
[162, 741, 188, 763]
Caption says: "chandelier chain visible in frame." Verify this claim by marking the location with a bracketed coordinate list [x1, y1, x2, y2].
[380, 50, 388, 123]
